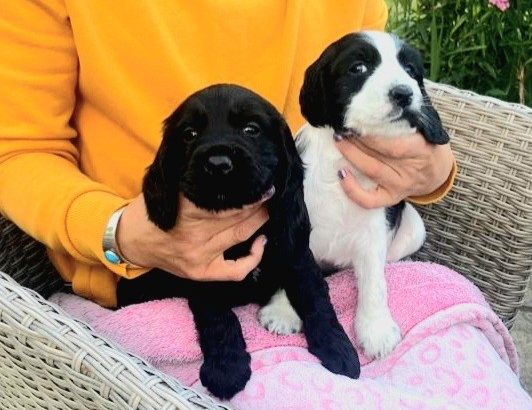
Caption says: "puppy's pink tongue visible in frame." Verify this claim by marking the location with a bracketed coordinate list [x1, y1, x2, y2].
[261, 186, 276, 201]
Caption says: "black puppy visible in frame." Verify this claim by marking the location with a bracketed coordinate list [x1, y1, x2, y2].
[117, 84, 360, 399]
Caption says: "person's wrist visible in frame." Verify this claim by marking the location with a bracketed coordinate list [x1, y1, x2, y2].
[424, 144, 454, 194]
[114, 198, 152, 269]
[102, 206, 145, 268]
[409, 152, 456, 205]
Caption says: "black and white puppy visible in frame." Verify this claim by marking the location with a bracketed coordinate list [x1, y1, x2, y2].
[116, 84, 359, 399]
[259, 32, 449, 360]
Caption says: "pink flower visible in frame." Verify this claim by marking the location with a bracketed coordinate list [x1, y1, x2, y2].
[489, 0, 510, 11]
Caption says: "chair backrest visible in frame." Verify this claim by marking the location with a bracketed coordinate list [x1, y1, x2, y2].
[417, 81, 532, 328]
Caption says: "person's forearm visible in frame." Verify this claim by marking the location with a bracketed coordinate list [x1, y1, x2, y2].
[0, 0, 133, 276]
[0, 151, 128, 266]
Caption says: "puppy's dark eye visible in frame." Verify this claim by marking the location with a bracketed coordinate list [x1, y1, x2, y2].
[404, 64, 417, 79]
[243, 122, 261, 137]
[348, 62, 368, 75]
[182, 127, 198, 142]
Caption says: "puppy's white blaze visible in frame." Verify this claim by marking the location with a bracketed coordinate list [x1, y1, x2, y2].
[343, 31, 422, 138]
[297, 124, 384, 269]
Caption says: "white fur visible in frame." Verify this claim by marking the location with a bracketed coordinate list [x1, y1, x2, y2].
[260, 32, 427, 359]
[259, 289, 302, 334]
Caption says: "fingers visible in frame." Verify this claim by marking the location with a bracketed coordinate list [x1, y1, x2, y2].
[171, 191, 271, 282]
[338, 168, 396, 209]
[210, 235, 267, 281]
[205, 207, 269, 253]
[335, 139, 398, 183]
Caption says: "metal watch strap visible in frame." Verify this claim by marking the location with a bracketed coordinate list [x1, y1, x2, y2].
[102, 207, 142, 268]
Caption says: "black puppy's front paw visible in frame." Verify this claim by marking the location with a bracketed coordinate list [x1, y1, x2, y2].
[200, 350, 252, 400]
[309, 326, 360, 379]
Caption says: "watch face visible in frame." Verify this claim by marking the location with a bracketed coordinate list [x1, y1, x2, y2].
[103, 207, 127, 265]
[104, 249, 121, 265]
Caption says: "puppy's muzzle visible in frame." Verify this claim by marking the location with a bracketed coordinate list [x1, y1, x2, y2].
[205, 155, 233, 176]
[194, 144, 245, 179]
[389, 85, 413, 108]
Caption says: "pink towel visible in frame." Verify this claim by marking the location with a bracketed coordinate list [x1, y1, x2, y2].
[50, 262, 530, 408]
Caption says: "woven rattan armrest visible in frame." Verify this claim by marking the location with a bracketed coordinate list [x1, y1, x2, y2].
[0, 270, 228, 409]
[416, 81, 532, 327]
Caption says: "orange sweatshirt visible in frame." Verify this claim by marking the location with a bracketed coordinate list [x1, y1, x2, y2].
[0, 0, 455, 307]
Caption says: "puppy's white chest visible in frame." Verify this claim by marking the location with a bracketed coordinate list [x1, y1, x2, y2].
[297, 125, 375, 189]
[297, 125, 385, 267]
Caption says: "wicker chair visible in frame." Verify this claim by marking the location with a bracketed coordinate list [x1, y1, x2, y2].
[1, 81, 531, 409]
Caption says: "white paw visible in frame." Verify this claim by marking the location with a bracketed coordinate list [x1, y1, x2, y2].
[259, 302, 302, 335]
[355, 312, 401, 359]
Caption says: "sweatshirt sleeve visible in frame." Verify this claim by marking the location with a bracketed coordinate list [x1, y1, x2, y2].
[361, 0, 389, 31]
[0, 0, 134, 276]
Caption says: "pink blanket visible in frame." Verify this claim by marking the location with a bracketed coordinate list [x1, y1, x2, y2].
[50, 262, 532, 409]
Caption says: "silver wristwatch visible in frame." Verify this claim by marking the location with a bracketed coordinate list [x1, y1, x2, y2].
[102, 207, 142, 268]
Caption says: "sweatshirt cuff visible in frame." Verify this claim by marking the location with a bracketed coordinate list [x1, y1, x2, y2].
[408, 158, 458, 205]
[65, 190, 149, 279]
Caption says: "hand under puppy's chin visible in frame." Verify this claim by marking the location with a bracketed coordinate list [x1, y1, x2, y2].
[183, 184, 275, 212]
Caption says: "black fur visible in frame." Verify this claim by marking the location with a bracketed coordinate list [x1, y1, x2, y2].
[386, 200, 406, 231]
[118, 84, 360, 399]
[300, 33, 449, 145]
[397, 43, 449, 145]
[300, 34, 382, 133]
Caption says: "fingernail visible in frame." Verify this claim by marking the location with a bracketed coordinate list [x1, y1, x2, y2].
[261, 186, 276, 201]
[262, 236, 268, 246]
[333, 133, 343, 142]
[338, 169, 348, 180]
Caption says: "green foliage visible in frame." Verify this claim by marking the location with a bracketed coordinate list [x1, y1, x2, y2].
[385, 0, 531, 106]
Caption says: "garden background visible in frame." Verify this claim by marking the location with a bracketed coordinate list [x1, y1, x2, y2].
[385, 0, 531, 106]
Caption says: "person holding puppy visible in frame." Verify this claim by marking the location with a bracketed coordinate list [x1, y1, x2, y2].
[0, 1, 454, 309]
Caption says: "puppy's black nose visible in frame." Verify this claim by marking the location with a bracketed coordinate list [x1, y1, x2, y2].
[205, 155, 233, 175]
[389, 85, 413, 108]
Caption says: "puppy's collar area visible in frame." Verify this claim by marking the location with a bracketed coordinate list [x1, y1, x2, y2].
[188, 184, 276, 214]
[333, 128, 360, 141]
[261, 185, 276, 201]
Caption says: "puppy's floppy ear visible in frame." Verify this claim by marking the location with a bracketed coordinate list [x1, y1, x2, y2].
[299, 49, 334, 128]
[143, 108, 186, 231]
[415, 81, 449, 145]
[398, 42, 449, 145]
[273, 119, 304, 201]
[270, 118, 310, 255]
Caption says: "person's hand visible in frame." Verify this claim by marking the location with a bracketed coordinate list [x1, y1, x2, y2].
[335, 133, 454, 208]
[116, 191, 272, 281]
